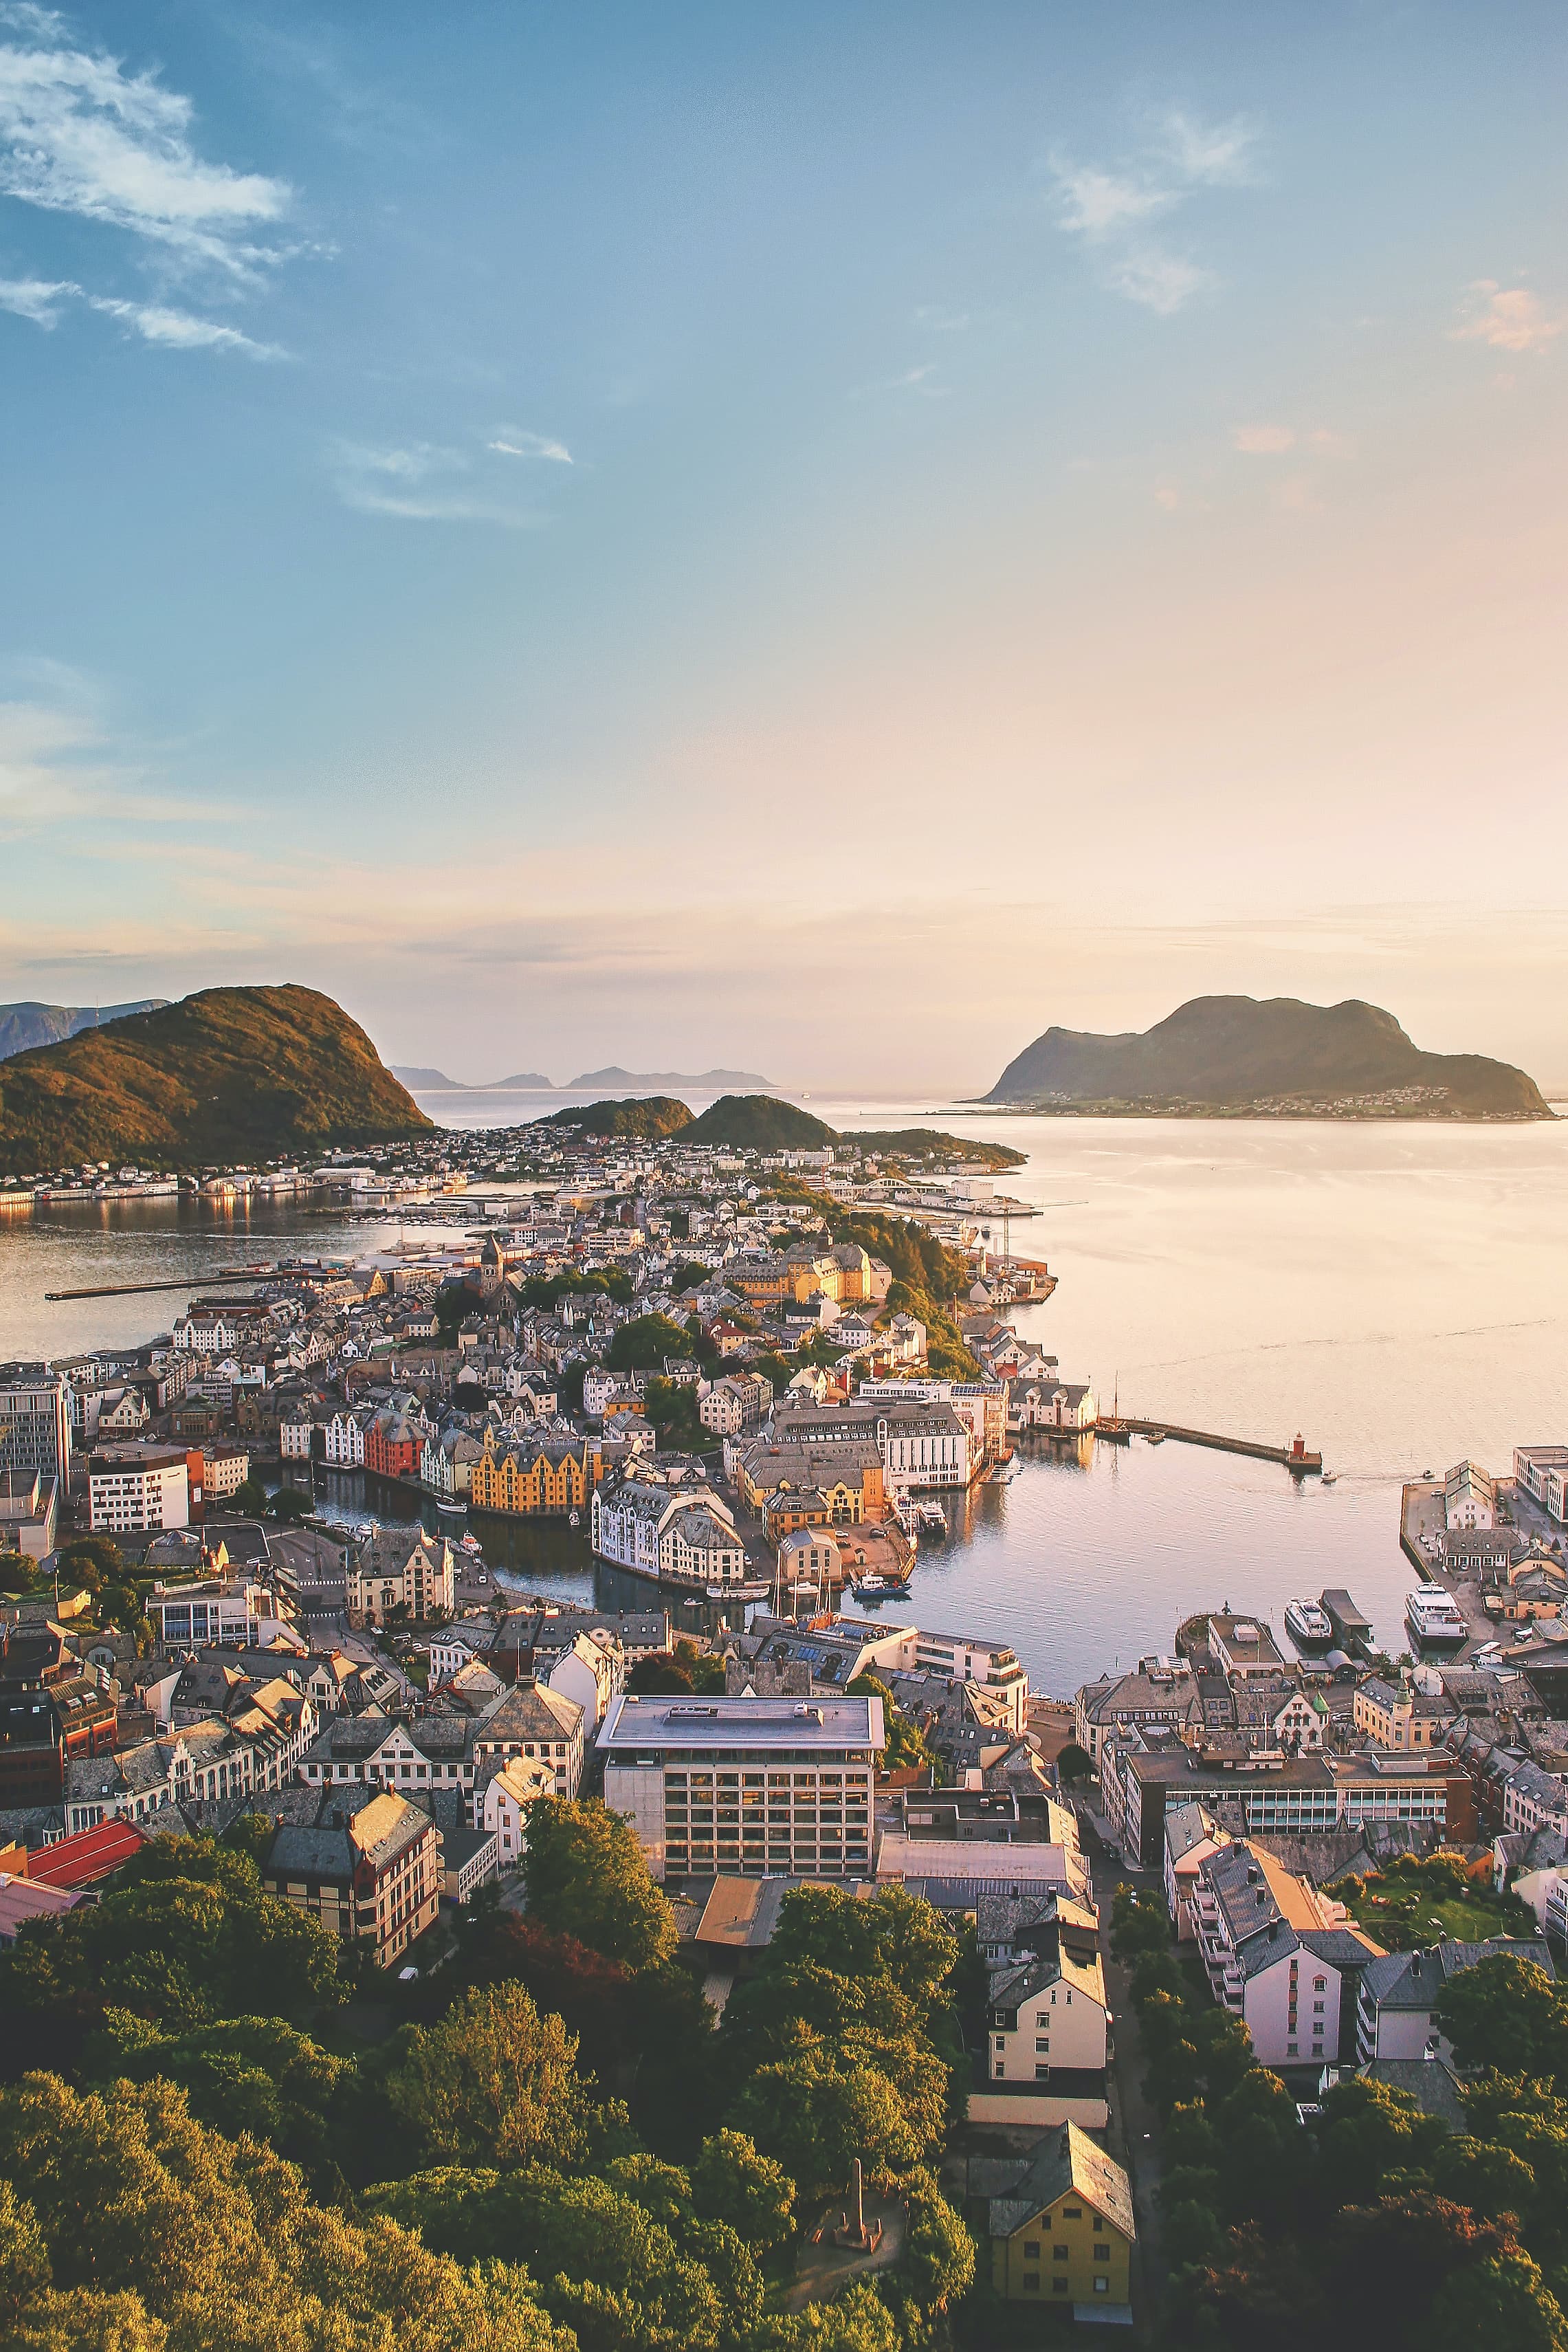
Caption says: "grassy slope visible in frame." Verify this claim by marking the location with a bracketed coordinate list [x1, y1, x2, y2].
[682, 1094, 837, 1149]
[0, 985, 434, 1171]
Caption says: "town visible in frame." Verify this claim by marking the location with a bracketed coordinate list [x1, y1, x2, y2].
[3, 1114, 1568, 2344]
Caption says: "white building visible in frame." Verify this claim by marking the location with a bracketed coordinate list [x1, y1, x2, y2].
[88, 1445, 190, 1534]
[324, 1409, 371, 1468]
[1013, 1381, 1098, 1433]
[480, 1754, 556, 1867]
[599, 1691, 881, 1882]
[1193, 1838, 1379, 2070]
[547, 1628, 623, 1730]
[1515, 1445, 1568, 1526]
[988, 1947, 1109, 2085]
[147, 1579, 296, 1649]
[591, 1475, 749, 1587]
[65, 1718, 256, 1833]
[1444, 1459, 1497, 1531]
[699, 1374, 773, 1436]
[1356, 1935, 1556, 2065]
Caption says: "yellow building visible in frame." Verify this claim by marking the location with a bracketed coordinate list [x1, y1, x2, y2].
[985, 2122, 1134, 2315]
[470, 1429, 604, 1517]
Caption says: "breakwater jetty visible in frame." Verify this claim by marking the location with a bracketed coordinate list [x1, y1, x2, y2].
[1103, 1418, 1323, 1473]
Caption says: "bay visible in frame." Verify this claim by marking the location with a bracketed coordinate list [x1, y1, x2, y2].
[3, 1097, 1565, 1696]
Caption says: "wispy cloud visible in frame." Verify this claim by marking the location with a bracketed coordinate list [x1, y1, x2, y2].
[488, 428, 573, 463]
[331, 438, 545, 525]
[1232, 423, 1296, 454]
[0, 270, 281, 354]
[852, 362, 948, 399]
[1156, 109, 1260, 188]
[1048, 106, 1261, 314]
[0, 3, 291, 280]
[0, 661, 223, 831]
[1451, 281, 1564, 356]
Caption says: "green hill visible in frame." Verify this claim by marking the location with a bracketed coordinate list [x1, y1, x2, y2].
[681, 1095, 837, 1150]
[854, 1128, 1026, 1169]
[0, 985, 434, 1172]
[533, 1096, 695, 1139]
[986, 995, 1551, 1117]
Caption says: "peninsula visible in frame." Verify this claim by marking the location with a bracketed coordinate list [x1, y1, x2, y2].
[984, 995, 1550, 1119]
[0, 985, 434, 1173]
[535, 1092, 1026, 1167]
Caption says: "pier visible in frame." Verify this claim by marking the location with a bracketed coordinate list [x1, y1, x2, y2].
[44, 1265, 280, 1301]
[1112, 1418, 1323, 1473]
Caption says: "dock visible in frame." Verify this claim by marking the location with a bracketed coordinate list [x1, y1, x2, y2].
[44, 1266, 278, 1301]
[1321, 1588, 1373, 1653]
[1118, 1418, 1322, 1473]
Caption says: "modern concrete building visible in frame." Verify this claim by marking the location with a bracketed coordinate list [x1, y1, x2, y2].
[599, 1691, 881, 1881]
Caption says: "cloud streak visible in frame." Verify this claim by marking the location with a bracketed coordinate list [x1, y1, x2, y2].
[0, 269, 282, 353]
[1048, 106, 1260, 315]
[330, 438, 547, 525]
[488, 428, 572, 463]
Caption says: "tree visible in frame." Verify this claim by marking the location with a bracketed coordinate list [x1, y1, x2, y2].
[378, 1984, 606, 2172]
[1426, 2250, 1568, 2352]
[1055, 1741, 1094, 1785]
[1314, 2077, 1448, 2209]
[733, 2049, 924, 2195]
[846, 1675, 931, 1774]
[268, 1485, 312, 1522]
[691, 2130, 796, 2248]
[53, 1538, 123, 1594]
[228, 1475, 267, 1516]
[1326, 2192, 1519, 2349]
[80, 2010, 346, 2188]
[1436, 1955, 1568, 2082]
[1, 1836, 341, 2060]
[901, 2168, 975, 2309]
[0, 2071, 573, 2352]
[521, 1799, 678, 1972]
[607, 1315, 694, 1373]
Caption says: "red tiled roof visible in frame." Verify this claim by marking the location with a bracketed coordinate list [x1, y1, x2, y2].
[28, 1821, 146, 1888]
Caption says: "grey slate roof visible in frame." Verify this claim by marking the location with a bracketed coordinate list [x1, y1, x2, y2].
[1361, 1935, 1555, 2012]
[986, 2121, 1136, 2245]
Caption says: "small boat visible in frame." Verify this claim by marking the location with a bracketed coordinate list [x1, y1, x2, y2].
[853, 1574, 911, 1602]
[1143, 1430, 1166, 1446]
[437, 1496, 464, 1514]
[914, 1502, 947, 1532]
[568, 1508, 581, 1528]
[1285, 1597, 1334, 1647]
[1406, 1583, 1468, 1646]
[459, 1532, 483, 1552]
[1321, 1470, 1338, 1486]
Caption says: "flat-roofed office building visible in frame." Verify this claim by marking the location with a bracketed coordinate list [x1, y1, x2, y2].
[598, 1691, 883, 1882]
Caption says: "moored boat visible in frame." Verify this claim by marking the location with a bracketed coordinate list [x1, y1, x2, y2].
[1406, 1583, 1467, 1646]
[1285, 1596, 1334, 1647]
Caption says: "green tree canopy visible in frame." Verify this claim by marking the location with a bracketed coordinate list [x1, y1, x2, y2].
[1, 1836, 341, 2050]
[377, 1983, 609, 2173]
[689, 2129, 796, 2247]
[521, 1798, 678, 1972]
[1435, 1955, 1568, 2082]
[607, 1315, 694, 1373]
[0, 2074, 571, 2352]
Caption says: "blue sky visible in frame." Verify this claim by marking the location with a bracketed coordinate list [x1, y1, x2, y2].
[1, 1, 1565, 1090]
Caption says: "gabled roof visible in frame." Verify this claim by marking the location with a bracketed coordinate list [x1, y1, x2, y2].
[987, 2122, 1135, 2244]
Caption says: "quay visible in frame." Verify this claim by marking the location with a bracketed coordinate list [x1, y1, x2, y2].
[1116, 1418, 1322, 1473]
[1320, 1587, 1373, 1654]
[44, 1265, 278, 1301]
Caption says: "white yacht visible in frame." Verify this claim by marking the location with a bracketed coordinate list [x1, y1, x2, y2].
[1405, 1583, 1467, 1645]
[1285, 1597, 1334, 1647]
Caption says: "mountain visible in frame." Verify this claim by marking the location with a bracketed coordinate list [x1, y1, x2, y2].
[533, 1096, 694, 1139]
[681, 1095, 837, 1149]
[0, 986, 434, 1172]
[482, 1070, 555, 1090]
[0, 999, 169, 1062]
[985, 996, 1551, 1117]
[567, 1064, 776, 1091]
[392, 1065, 467, 1090]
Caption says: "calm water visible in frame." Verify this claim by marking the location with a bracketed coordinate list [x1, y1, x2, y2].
[4, 1099, 1565, 1694]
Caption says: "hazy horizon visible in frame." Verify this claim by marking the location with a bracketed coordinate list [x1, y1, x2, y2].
[1, 3, 1564, 1091]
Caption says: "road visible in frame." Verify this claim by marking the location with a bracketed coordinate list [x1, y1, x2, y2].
[1081, 1811, 1167, 2320]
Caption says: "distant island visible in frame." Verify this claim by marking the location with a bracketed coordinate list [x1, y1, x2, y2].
[535, 1092, 1026, 1167]
[392, 1066, 553, 1092]
[984, 995, 1551, 1119]
[567, 1064, 777, 1092]
[0, 998, 170, 1062]
[0, 986, 434, 1172]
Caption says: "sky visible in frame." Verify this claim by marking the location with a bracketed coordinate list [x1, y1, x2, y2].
[0, 1, 1565, 1094]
